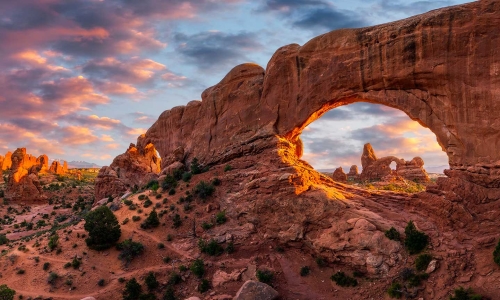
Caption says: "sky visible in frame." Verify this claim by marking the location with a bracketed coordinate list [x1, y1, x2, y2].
[0, 0, 471, 170]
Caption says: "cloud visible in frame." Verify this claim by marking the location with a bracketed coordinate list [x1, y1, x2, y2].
[60, 126, 99, 145]
[174, 31, 262, 69]
[258, 0, 368, 33]
[375, 0, 455, 15]
[319, 102, 404, 121]
[129, 112, 156, 125]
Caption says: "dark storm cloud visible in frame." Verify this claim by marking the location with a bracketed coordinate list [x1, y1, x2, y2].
[174, 31, 262, 69]
[259, 0, 368, 32]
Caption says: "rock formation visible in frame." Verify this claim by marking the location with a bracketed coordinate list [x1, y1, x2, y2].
[347, 165, 359, 181]
[331, 167, 347, 183]
[36, 155, 49, 173]
[1, 151, 12, 170]
[95, 143, 161, 200]
[5, 148, 44, 202]
[360, 143, 429, 182]
[49, 160, 68, 174]
[97, 2, 500, 298]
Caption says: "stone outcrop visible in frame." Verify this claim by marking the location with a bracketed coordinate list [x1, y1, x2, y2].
[49, 160, 67, 175]
[331, 167, 347, 183]
[36, 155, 49, 173]
[5, 148, 44, 202]
[1, 151, 12, 170]
[360, 143, 429, 182]
[234, 281, 279, 300]
[94, 143, 161, 200]
[347, 165, 359, 181]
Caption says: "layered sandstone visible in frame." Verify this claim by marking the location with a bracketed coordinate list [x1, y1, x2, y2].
[1, 151, 12, 170]
[49, 160, 68, 175]
[5, 148, 44, 202]
[95, 143, 161, 199]
[347, 165, 360, 181]
[331, 167, 347, 183]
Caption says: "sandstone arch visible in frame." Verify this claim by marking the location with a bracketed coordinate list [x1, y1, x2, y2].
[111, 0, 499, 201]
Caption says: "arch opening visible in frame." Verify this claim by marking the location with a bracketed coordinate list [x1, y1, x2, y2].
[299, 102, 448, 189]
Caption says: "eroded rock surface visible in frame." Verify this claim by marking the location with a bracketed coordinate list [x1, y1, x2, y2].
[5, 148, 44, 202]
[331, 167, 347, 183]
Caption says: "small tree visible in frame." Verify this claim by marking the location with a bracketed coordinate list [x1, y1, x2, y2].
[449, 287, 482, 300]
[123, 278, 142, 300]
[84, 206, 121, 250]
[404, 221, 428, 254]
[0, 234, 8, 245]
[0, 284, 15, 300]
[116, 239, 144, 266]
[194, 181, 215, 199]
[48, 233, 59, 251]
[140, 210, 160, 229]
[144, 272, 159, 291]
[190, 158, 201, 174]
[190, 258, 205, 278]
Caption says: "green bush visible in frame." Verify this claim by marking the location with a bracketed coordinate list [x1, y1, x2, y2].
[140, 210, 160, 229]
[143, 199, 153, 208]
[138, 195, 146, 201]
[385, 227, 400, 241]
[404, 221, 429, 254]
[315, 257, 327, 267]
[415, 254, 432, 271]
[387, 282, 402, 298]
[0, 284, 15, 300]
[190, 258, 205, 278]
[201, 222, 213, 230]
[145, 272, 159, 291]
[182, 172, 192, 182]
[212, 178, 221, 186]
[132, 216, 141, 222]
[47, 272, 59, 285]
[224, 164, 232, 172]
[123, 199, 133, 206]
[449, 287, 482, 300]
[116, 239, 144, 265]
[172, 214, 182, 228]
[300, 266, 310, 277]
[226, 241, 235, 254]
[43, 262, 50, 271]
[330, 271, 357, 287]
[198, 279, 210, 293]
[194, 181, 215, 199]
[162, 175, 178, 191]
[98, 279, 105, 286]
[48, 233, 59, 251]
[84, 206, 121, 250]
[168, 188, 176, 195]
[215, 211, 227, 225]
[0, 234, 9, 245]
[145, 180, 159, 192]
[168, 272, 182, 285]
[256, 269, 274, 284]
[494, 239, 500, 266]
[163, 286, 176, 300]
[123, 278, 142, 300]
[190, 158, 202, 175]
[198, 238, 224, 256]
[71, 257, 81, 269]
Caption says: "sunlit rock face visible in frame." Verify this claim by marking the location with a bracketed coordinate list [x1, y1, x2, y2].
[95, 143, 161, 200]
[5, 148, 44, 202]
[1, 151, 12, 170]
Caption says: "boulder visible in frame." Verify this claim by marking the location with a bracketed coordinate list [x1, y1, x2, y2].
[234, 280, 279, 300]
[331, 167, 347, 183]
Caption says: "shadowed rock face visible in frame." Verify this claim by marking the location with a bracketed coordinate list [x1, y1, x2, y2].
[129, 0, 500, 199]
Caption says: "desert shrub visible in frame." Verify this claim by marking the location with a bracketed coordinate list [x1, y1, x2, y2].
[194, 181, 215, 199]
[172, 214, 182, 228]
[198, 279, 210, 293]
[300, 266, 310, 277]
[190, 258, 205, 278]
[215, 211, 227, 225]
[162, 174, 178, 191]
[48, 233, 59, 251]
[331, 271, 357, 287]
[224, 164, 232, 172]
[138, 195, 146, 201]
[408, 273, 429, 288]
[494, 238, 500, 266]
[122, 218, 129, 225]
[132, 216, 141, 222]
[385, 227, 400, 241]
[157, 243, 165, 249]
[404, 221, 428, 254]
[168, 188, 176, 195]
[98, 279, 105, 286]
[315, 257, 327, 267]
[190, 158, 202, 175]
[123, 278, 142, 300]
[168, 272, 182, 285]
[182, 172, 192, 182]
[116, 239, 144, 265]
[47, 272, 59, 285]
[0, 235, 7, 246]
[145, 180, 159, 192]
[16, 269, 25, 275]
[415, 254, 432, 271]
[256, 269, 274, 284]
[145, 272, 159, 291]
[226, 241, 235, 254]
[163, 256, 171, 263]
[128, 204, 137, 210]
[71, 257, 81, 269]
[118, 277, 126, 283]
[140, 210, 160, 229]
[64, 262, 71, 268]
[0, 284, 15, 300]
[123, 199, 133, 206]
[139, 293, 156, 300]
[387, 282, 403, 298]
[198, 238, 224, 256]
[163, 286, 176, 300]
[84, 206, 121, 250]
[212, 178, 221, 186]
[201, 222, 213, 230]
[43, 262, 50, 271]
[449, 287, 482, 300]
